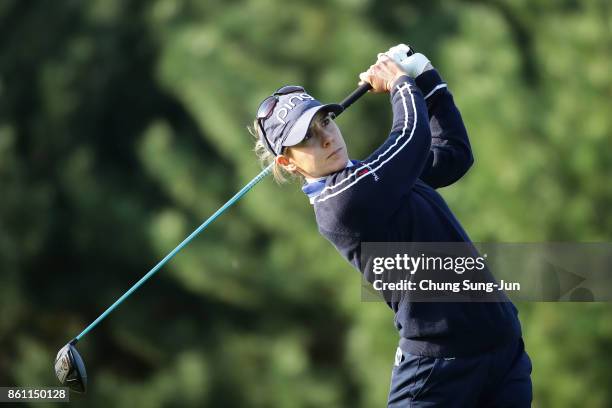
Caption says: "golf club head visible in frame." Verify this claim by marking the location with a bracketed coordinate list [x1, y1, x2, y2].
[55, 341, 87, 393]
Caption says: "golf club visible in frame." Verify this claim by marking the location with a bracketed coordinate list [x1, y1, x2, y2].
[54, 82, 372, 393]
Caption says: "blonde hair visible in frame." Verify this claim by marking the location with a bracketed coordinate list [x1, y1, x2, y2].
[248, 110, 332, 184]
[248, 120, 296, 184]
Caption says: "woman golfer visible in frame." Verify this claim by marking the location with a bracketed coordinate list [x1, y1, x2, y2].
[252, 45, 532, 407]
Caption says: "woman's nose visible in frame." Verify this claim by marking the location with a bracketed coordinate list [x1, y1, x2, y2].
[321, 131, 333, 147]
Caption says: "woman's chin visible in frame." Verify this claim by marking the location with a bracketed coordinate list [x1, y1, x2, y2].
[329, 156, 349, 173]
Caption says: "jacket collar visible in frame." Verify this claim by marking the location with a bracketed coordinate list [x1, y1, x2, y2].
[301, 160, 356, 204]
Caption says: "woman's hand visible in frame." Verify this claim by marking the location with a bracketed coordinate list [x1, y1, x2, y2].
[358, 54, 407, 93]
[385, 44, 433, 78]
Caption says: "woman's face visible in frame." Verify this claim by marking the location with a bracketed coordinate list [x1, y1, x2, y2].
[277, 112, 349, 179]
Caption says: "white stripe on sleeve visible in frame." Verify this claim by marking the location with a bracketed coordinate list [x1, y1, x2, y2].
[315, 82, 417, 203]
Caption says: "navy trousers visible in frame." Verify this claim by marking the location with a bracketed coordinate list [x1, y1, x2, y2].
[387, 337, 532, 407]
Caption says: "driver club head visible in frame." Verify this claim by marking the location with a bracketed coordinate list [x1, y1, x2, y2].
[54, 341, 87, 393]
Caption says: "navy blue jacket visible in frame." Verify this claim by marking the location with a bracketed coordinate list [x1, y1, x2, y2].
[302, 70, 521, 357]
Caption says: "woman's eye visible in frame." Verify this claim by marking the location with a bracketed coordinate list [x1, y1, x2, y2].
[322, 118, 330, 126]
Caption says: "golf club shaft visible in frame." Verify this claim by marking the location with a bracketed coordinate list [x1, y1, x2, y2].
[75, 164, 272, 342]
[73, 84, 371, 343]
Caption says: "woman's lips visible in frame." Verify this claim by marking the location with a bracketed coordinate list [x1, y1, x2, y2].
[327, 147, 342, 159]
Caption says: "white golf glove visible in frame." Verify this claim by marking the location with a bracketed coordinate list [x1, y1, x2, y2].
[385, 44, 432, 78]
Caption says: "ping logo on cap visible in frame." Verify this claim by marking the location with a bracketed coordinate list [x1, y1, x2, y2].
[276, 93, 315, 125]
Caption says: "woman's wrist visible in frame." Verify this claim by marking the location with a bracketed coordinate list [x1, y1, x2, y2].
[386, 71, 408, 92]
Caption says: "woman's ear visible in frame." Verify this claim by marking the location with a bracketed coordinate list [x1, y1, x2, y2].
[276, 154, 297, 172]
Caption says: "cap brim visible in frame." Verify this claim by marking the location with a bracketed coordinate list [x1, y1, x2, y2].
[282, 103, 344, 148]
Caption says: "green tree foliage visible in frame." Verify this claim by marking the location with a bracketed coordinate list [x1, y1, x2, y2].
[0, 0, 610, 406]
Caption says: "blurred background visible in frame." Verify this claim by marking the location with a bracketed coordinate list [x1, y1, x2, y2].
[0, 0, 611, 406]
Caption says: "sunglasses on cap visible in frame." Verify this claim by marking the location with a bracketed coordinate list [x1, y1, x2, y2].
[256, 85, 305, 155]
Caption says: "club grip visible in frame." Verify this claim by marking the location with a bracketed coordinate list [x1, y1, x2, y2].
[338, 83, 372, 113]
[337, 46, 416, 114]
